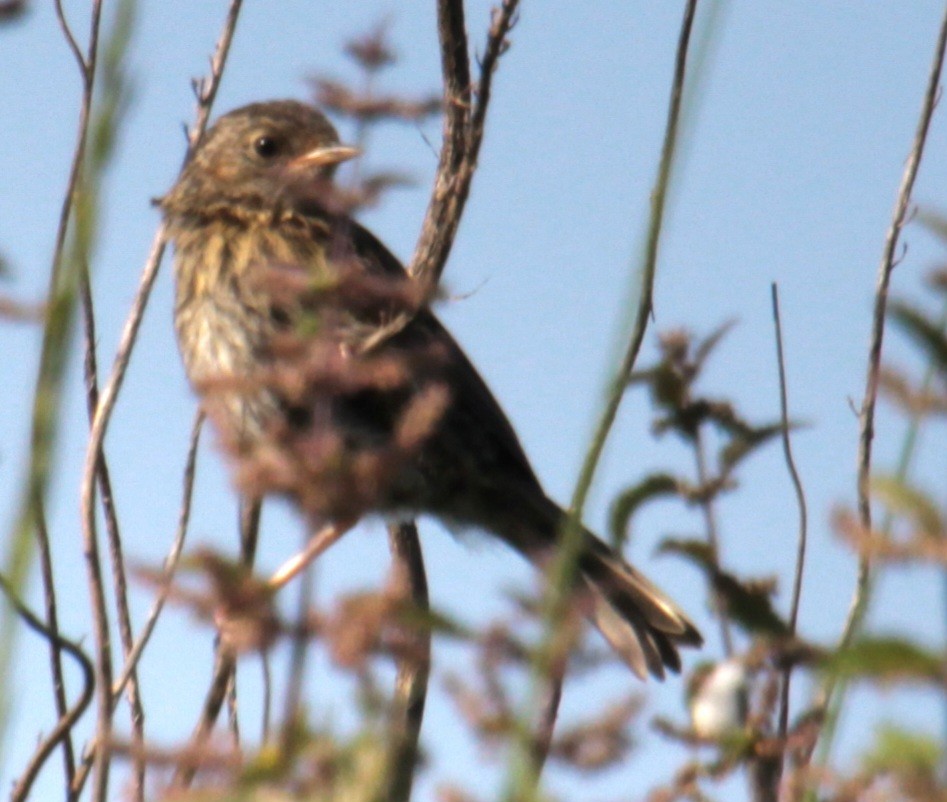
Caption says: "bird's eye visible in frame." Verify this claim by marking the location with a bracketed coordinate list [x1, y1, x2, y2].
[253, 135, 280, 159]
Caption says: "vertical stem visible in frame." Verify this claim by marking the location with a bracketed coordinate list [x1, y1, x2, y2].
[770, 283, 809, 798]
[35, 503, 77, 797]
[80, 266, 146, 799]
[506, 4, 700, 800]
[811, 0, 947, 767]
[383, 522, 430, 802]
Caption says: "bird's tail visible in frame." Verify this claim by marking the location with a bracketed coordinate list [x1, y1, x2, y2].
[497, 492, 702, 679]
[576, 529, 703, 678]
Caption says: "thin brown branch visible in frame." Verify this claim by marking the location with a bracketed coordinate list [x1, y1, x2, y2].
[466, 0, 519, 190]
[80, 269, 145, 800]
[77, 4, 244, 793]
[815, 0, 947, 725]
[171, 643, 238, 788]
[172, 494, 260, 790]
[238, 495, 262, 565]
[770, 283, 809, 797]
[260, 652, 273, 743]
[528, 663, 565, 775]
[49, 0, 101, 277]
[3, 577, 95, 802]
[49, 6, 115, 799]
[187, 0, 244, 156]
[384, 521, 430, 802]
[771, 286, 808, 635]
[35, 503, 77, 796]
[373, 7, 519, 788]
[81, 498, 115, 802]
[226, 664, 240, 745]
[53, 0, 86, 78]
[80, 0, 242, 526]
[374, 11, 520, 771]
[408, 0, 519, 292]
[406, 0, 471, 289]
[113, 412, 203, 701]
[279, 529, 315, 752]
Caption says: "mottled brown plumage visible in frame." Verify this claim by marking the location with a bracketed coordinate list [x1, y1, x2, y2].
[162, 99, 701, 679]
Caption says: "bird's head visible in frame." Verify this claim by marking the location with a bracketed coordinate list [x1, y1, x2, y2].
[160, 100, 360, 218]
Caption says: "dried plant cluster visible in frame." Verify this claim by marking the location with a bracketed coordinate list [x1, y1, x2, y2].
[2, 3, 947, 802]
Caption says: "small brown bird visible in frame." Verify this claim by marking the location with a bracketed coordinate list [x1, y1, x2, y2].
[161, 99, 701, 679]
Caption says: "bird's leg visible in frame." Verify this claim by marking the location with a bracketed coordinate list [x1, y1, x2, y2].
[268, 520, 354, 589]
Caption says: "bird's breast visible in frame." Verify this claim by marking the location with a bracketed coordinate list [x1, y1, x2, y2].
[170, 216, 329, 443]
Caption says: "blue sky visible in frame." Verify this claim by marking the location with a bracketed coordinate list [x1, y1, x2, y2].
[2, 2, 946, 799]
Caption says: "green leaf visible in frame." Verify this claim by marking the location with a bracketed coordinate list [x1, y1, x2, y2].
[889, 300, 947, 377]
[657, 538, 790, 636]
[656, 537, 716, 568]
[826, 636, 944, 684]
[870, 474, 944, 539]
[861, 723, 941, 777]
[652, 362, 688, 410]
[719, 422, 785, 471]
[693, 319, 736, 368]
[609, 473, 680, 548]
[918, 209, 947, 246]
[713, 572, 789, 637]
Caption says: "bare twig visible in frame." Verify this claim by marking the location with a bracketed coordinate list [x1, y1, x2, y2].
[409, 0, 519, 293]
[187, 0, 244, 155]
[171, 642, 238, 788]
[279, 534, 315, 751]
[35, 503, 77, 796]
[528, 662, 565, 775]
[813, 0, 947, 738]
[770, 283, 809, 793]
[384, 521, 431, 802]
[467, 0, 518, 179]
[49, 5, 118, 799]
[771, 287, 808, 646]
[53, 0, 86, 78]
[238, 495, 262, 565]
[115, 412, 203, 700]
[79, 0, 243, 540]
[3, 577, 95, 802]
[320, 7, 517, 791]
[0, 0, 104, 751]
[407, 0, 471, 290]
[80, 268, 146, 800]
[370, 6, 519, 794]
[71, 411, 205, 797]
[261, 653, 273, 742]
[226, 663, 240, 745]
[76, 4, 242, 794]
[172, 493, 260, 789]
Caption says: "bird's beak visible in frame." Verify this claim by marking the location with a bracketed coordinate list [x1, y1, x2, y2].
[290, 144, 361, 170]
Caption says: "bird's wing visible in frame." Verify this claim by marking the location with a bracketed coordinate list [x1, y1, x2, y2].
[346, 219, 543, 495]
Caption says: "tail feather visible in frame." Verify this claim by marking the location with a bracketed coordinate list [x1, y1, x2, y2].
[584, 581, 661, 679]
[579, 532, 702, 678]
[494, 492, 702, 679]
